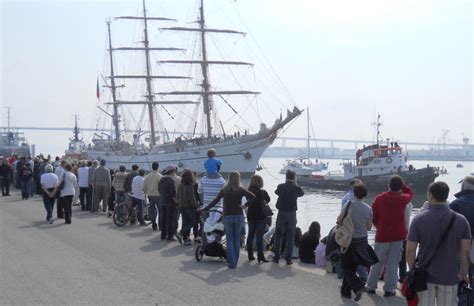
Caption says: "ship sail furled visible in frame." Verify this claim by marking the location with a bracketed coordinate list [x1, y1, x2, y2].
[87, 0, 301, 175]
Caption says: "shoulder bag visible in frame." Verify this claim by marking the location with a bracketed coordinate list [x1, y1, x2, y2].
[407, 212, 457, 292]
[58, 173, 66, 191]
[335, 201, 354, 253]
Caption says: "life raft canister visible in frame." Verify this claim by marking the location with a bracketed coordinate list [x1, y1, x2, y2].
[386, 157, 393, 164]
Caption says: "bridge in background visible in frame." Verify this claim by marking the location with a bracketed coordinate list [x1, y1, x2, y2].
[0, 125, 469, 149]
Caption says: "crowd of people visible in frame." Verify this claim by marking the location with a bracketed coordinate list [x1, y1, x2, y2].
[1, 150, 473, 306]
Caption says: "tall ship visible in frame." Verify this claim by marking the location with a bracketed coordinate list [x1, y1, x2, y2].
[65, 115, 87, 161]
[297, 115, 439, 192]
[87, 0, 301, 175]
[0, 107, 30, 157]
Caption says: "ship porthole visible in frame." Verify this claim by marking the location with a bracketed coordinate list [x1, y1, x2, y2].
[386, 157, 393, 164]
[244, 152, 252, 160]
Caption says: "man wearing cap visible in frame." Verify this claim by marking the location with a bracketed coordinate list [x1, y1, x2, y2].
[158, 165, 180, 241]
[450, 176, 474, 306]
[91, 159, 111, 213]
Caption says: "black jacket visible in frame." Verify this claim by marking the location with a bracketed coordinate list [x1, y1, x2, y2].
[299, 233, 319, 263]
[246, 187, 270, 221]
[275, 181, 304, 212]
[158, 176, 177, 207]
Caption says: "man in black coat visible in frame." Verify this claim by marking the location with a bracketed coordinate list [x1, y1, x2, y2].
[272, 170, 304, 265]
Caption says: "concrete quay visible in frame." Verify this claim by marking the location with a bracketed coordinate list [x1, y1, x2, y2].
[0, 192, 405, 305]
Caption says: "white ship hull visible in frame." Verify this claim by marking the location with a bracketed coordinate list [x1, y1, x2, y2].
[87, 134, 274, 176]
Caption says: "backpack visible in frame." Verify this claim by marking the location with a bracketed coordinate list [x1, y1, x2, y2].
[334, 201, 354, 253]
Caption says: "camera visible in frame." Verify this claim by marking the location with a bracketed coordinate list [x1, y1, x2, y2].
[458, 281, 473, 295]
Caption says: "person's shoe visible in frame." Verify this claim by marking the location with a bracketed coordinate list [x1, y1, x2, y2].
[383, 291, 396, 298]
[139, 222, 147, 226]
[248, 252, 255, 261]
[175, 234, 183, 244]
[272, 257, 280, 264]
[65, 221, 71, 224]
[49, 219, 54, 224]
[354, 289, 363, 302]
[341, 292, 351, 299]
[285, 259, 293, 266]
[364, 287, 376, 294]
[258, 256, 269, 263]
[183, 239, 191, 246]
[167, 238, 177, 242]
[107, 212, 112, 218]
[152, 224, 157, 231]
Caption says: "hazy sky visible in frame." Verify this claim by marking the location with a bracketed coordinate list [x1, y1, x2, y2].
[1, 0, 472, 155]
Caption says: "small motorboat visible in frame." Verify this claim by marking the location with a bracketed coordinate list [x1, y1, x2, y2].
[457, 163, 464, 168]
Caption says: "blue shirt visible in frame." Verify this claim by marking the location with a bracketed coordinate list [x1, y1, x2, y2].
[341, 190, 353, 210]
[204, 158, 222, 174]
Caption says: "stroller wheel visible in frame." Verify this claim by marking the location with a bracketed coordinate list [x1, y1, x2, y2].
[195, 246, 204, 262]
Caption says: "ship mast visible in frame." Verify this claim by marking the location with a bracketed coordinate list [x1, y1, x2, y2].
[108, 0, 197, 146]
[106, 21, 121, 142]
[72, 114, 80, 142]
[158, 0, 260, 138]
[372, 113, 382, 145]
[198, 0, 212, 137]
[142, 0, 157, 145]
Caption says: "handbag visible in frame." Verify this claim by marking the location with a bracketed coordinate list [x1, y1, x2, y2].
[407, 212, 457, 292]
[58, 173, 66, 191]
[335, 201, 354, 253]
[262, 200, 273, 217]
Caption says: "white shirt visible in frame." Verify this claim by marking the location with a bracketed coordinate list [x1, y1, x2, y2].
[131, 175, 145, 200]
[40, 173, 58, 189]
[57, 171, 77, 197]
[77, 166, 89, 188]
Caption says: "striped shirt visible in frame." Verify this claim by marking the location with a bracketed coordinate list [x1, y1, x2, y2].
[198, 175, 225, 207]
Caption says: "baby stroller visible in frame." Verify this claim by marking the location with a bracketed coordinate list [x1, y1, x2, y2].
[195, 208, 227, 261]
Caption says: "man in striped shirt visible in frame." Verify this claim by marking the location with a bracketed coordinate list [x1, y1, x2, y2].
[198, 172, 225, 235]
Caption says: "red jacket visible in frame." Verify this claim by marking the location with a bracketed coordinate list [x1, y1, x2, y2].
[372, 184, 413, 242]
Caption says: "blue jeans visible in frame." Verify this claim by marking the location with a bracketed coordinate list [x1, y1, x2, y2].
[180, 207, 196, 240]
[148, 196, 160, 228]
[273, 211, 297, 261]
[42, 189, 55, 221]
[246, 219, 266, 257]
[224, 215, 245, 268]
[115, 191, 126, 204]
[27, 178, 34, 197]
[130, 197, 144, 224]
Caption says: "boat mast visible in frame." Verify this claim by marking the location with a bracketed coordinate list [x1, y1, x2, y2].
[307, 107, 310, 161]
[372, 113, 382, 145]
[106, 21, 121, 142]
[72, 114, 80, 142]
[142, 0, 157, 145]
[6, 107, 11, 131]
[198, 0, 213, 138]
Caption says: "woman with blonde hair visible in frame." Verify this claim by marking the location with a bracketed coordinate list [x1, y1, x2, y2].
[245, 174, 271, 262]
[202, 171, 255, 268]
